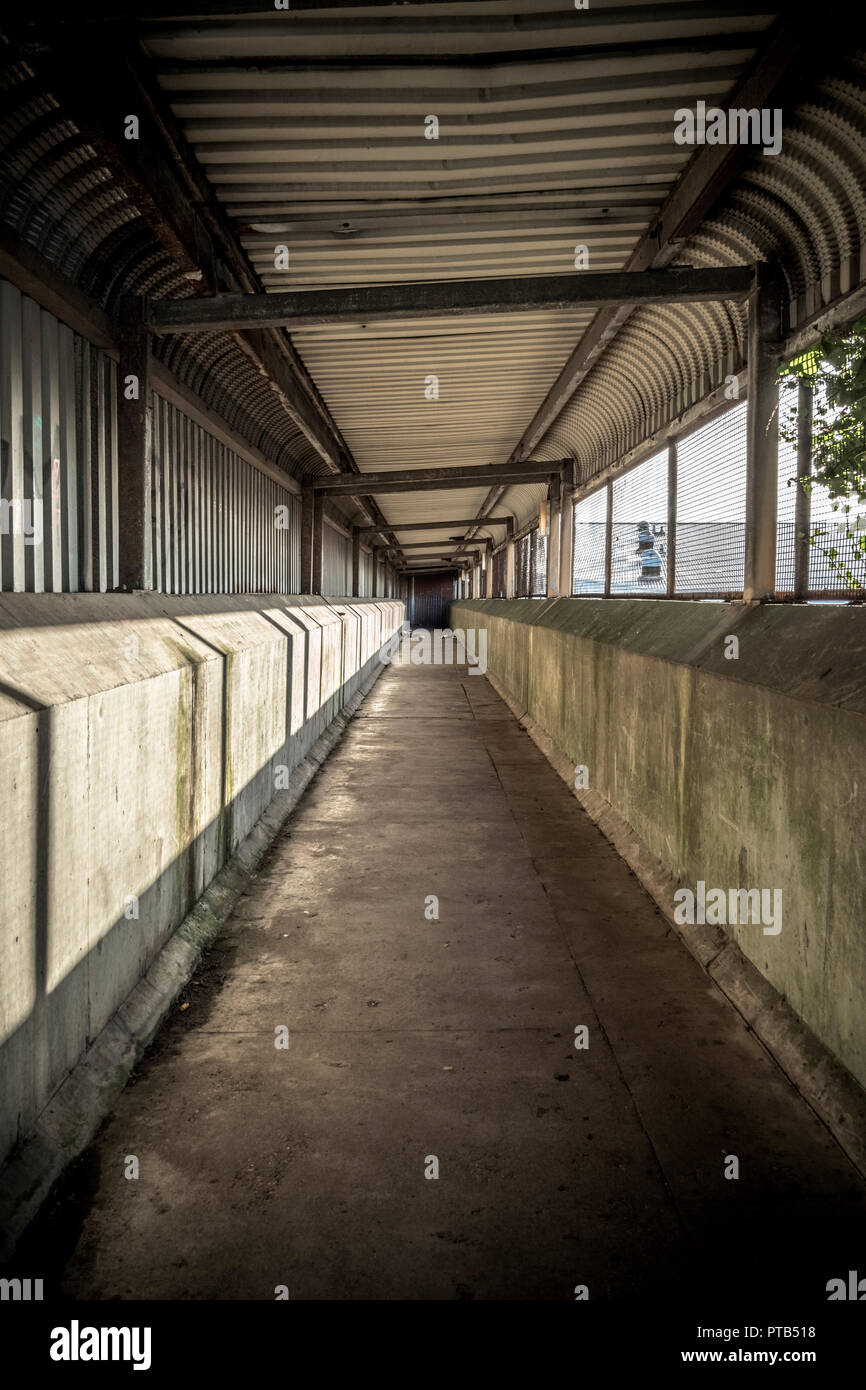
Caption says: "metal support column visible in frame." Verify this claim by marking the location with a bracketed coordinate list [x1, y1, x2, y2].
[505, 517, 516, 598]
[744, 263, 783, 602]
[300, 487, 314, 593]
[603, 480, 613, 596]
[558, 477, 575, 598]
[666, 439, 678, 596]
[351, 525, 361, 597]
[117, 297, 153, 591]
[545, 472, 561, 597]
[312, 492, 324, 594]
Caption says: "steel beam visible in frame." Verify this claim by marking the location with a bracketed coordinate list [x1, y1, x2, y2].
[311, 474, 559, 498]
[357, 516, 512, 536]
[309, 461, 567, 496]
[0, 226, 115, 352]
[146, 268, 753, 335]
[402, 560, 460, 565]
[28, 1, 783, 21]
[396, 541, 473, 550]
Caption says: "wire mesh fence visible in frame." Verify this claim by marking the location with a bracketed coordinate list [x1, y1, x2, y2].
[491, 545, 507, 597]
[611, 448, 667, 594]
[674, 403, 747, 595]
[572, 488, 607, 594]
[516, 527, 547, 597]
[572, 389, 864, 601]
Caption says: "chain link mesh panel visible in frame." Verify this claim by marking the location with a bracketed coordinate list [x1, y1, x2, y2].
[611, 448, 667, 594]
[572, 486, 607, 594]
[533, 531, 548, 595]
[491, 545, 507, 597]
[675, 401, 747, 595]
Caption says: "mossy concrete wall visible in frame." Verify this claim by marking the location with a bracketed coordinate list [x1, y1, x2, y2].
[0, 593, 403, 1166]
[453, 597, 866, 1091]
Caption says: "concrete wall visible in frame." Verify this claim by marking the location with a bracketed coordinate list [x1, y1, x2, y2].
[0, 593, 403, 1164]
[452, 597, 866, 1091]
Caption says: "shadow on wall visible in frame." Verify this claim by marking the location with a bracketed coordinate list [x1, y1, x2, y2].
[0, 595, 403, 1171]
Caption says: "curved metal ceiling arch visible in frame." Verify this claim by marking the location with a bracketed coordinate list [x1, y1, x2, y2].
[536, 50, 866, 490]
[0, 52, 326, 485]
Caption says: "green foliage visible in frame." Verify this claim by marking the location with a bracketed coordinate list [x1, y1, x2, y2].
[778, 318, 866, 589]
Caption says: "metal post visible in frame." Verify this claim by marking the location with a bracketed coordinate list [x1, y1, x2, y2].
[117, 298, 152, 591]
[603, 480, 613, 596]
[546, 472, 561, 597]
[794, 379, 813, 600]
[300, 486, 314, 593]
[505, 517, 516, 598]
[312, 491, 324, 594]
[371, 546, 378, 597]
[666, 438, 678, 597]
[351, 525, 361, 596]
[744, 263, 783, 602]
[558, 477, 575, 598]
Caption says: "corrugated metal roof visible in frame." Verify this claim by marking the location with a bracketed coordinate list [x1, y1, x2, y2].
[8, 6, 866, 571]
[140, 0, 779, 563]
[533, 50, 866, 492]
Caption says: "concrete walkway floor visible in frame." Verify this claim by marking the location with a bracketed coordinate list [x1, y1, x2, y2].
[28, 658, 866, 1301]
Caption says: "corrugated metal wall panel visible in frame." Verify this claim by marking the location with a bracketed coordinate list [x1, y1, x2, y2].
[322, 520, 350, 595]
[0, 278, 118, 593]
[152, 394, 297, 594]
[515, 526, 546, 598]
[359, 548, 373, 596]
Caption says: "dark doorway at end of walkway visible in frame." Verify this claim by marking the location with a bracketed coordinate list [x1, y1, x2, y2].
[405, 574, 454, 628]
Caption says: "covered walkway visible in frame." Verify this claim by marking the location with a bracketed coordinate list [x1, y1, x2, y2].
[3, 1, 866, 1335]
[29, 656, 866, 1303]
